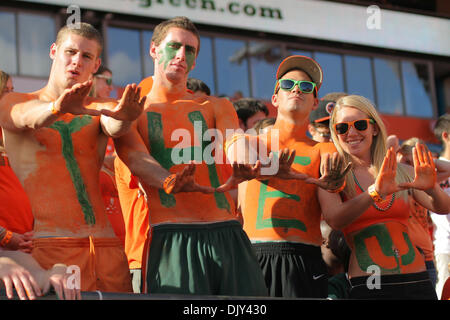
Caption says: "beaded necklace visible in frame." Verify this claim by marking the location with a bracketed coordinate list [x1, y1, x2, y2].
[351, 170, 395, 212]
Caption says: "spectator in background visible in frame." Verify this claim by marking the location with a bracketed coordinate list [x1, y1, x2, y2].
[397, 137, 438, 289]
[308, 92, 347, 143]
[90, 65, 113, 99]
[0, 71, 34, 254]
[430, 114, 450, 299]
[90, 66, 126, 246]
[0, 71, 13, 98]
[233, 98, 269, 131]
[321, 228, 351, 299]
[253, 117, 276, 135]
[186, 77, 210, 97]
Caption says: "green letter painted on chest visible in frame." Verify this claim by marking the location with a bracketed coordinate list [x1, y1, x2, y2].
[50, 116, 95, 225]
[353, 224, 415, 273]
[147, 111, 230, 212]
[255, 153, 311, 231]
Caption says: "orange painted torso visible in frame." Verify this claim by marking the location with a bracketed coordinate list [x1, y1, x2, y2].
[8, 114, 114, 237]
[242, 136, 336, 246]
[137, 95, 238, 226]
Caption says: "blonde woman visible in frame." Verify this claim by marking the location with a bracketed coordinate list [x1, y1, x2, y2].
[318, 95, 450, 299]
[0, 71, 13, 98]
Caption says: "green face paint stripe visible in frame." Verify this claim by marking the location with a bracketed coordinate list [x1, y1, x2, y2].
[158, 41, 196, 73]
[255, 180, 306, 231]
[147, 111, 230, 212]
[188, 111, 231, 212]
[353, 224, 401, 273]
[400, 232, 415, 265]
[50, 116, 95, 225]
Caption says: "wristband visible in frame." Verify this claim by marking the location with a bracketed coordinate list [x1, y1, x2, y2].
[368, 184, 384, 203]
[163, 174, 177, 194]
[328, 180, 346, 193]
[49, 101, 61, 116]
[0, 230, 13, 247]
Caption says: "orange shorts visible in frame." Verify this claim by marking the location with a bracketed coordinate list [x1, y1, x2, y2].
[32, 237, 132, 293]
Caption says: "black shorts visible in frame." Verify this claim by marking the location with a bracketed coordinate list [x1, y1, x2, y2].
[252, 242, 328, 298]
[349, 271, 438, 300]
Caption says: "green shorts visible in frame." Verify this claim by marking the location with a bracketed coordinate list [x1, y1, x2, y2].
[144, 220, 268, 296]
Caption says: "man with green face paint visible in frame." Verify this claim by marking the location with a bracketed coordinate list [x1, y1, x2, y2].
[114, 16, 268, 296]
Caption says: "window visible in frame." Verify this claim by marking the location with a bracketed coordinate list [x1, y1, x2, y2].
[401, 61, 433, 118]
[373, 58, 404, 115]
[288, 49, 313, 58]
[249, 41, 283, 100]
[189, 36, 215, 95]
[18, 13, 54, 77]
[107, 27, 142, 87]
[0, 12, 17, 74]
[142, 30, 154, 78]
[314, 52, 345, 98]
[344, 55, 375, 104]
[214, 38, 250, 98]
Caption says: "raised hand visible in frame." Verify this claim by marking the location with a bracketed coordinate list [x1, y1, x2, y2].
[374, 147, 403, 196]
[100, 83, 146, 122]
[295, 152, 351, 191]
[54, 80, 101, 116]
[165, 162, 216, 194]
[215, 161, 262, 193]
[398, 142, 436, 191]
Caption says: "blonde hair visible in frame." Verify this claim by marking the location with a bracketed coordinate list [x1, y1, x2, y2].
[330, 95, 410, 199]
[399, 137, 424, 156]
[0, 70, 10, 96]
[55, 22, 103, 56]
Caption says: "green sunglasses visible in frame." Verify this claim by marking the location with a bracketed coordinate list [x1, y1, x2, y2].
[274, 79, 316, 95]
[96, 74, 113, 86]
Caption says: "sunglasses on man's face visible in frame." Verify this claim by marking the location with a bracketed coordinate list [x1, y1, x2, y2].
[96, 74, 112, 86]
[334, 118, 375, 135]
[276, 79, 316, 94]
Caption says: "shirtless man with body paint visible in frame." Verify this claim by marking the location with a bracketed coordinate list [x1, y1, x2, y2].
[0, 23, 145, 292]
[114, 16, 268, 296]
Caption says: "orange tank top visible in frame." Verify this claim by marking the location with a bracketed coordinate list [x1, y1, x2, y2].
[0, 154, 33, 234]
[343, 188, 426, 276]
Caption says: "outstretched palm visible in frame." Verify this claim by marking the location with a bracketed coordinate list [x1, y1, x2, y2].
[304, 152, 352, 191]
[398, 143, 436, 191]
[374, 147, 403, 196]
[215, 161, 262, 193]
[55, 80, 101, 116]
[100, 84, 146, 121]
[167, 162, 216, 194]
